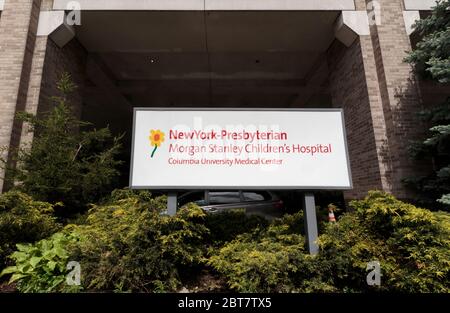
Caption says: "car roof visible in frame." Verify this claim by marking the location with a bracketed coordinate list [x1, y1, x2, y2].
[179, 190, 278, 197]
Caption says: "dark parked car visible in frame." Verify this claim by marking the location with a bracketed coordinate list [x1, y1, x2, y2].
[178, 190, 284, 220]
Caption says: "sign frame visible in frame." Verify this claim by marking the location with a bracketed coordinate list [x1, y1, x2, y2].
[129, 107, 353, 191]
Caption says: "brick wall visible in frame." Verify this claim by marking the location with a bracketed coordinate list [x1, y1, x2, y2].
[353, 0, 367, 10]
[0, 0, 42, 191]
[20, 0, 87, 149]
[327, 39, 389, 200]
[41, 0, 54, 10]
[20, 36, 88, 148]
[37, 38, 87, 118]
[0, 0, 444, 199]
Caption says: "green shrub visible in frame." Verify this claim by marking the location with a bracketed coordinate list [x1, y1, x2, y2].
[0, 191, 60, 269]
[67, 189, 209, 292]
[318, 191, 450, 292]
[208, 227, 302, 292]
[208, 212, 335, 293]
[2, 189, 209, 292]
[209, 192, 450, 293]
[0, 232, 81, 293]
[3, 190, 448, 293]
[204, 209, 269, 245]
[271, 211, 304, 234]
[317, 212, 390, 292]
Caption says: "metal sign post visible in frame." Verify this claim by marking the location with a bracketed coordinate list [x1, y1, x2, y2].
[167, 192, 178, 216]
[303, 192, 319, 255]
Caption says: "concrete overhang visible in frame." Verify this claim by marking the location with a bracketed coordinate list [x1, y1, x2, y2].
[404, 0, 438, 10]
[37, 11, 75, 47]
[72, 10, 337, 108]
[334, 11, 370, 47]
[403, 11, 421, 36]
[53, 0, 355, 11]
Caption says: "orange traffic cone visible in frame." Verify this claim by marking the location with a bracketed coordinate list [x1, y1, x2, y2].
[328, 206, 336, 223]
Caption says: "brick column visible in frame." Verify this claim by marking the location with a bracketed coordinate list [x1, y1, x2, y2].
[21, 0, 86, 149]
[328, 38, 390, 200]
[0, 0, 42, 191]
[41, 0, 54, 10]
[19, 1, 59, 149]
[364, 0, 424, 199]
[4, 0, 86, 191]
[19, 35, 49, 150]
[329, 0, 424, 201]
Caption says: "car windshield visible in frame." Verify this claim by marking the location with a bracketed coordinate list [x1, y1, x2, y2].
[209, 191, 241, 204]
[179, 190, 273, 206]
[243, 191, 271, 201]
[178, 191, 206, 207]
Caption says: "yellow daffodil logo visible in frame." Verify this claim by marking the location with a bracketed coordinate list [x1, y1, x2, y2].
[149, 129, 165, 158]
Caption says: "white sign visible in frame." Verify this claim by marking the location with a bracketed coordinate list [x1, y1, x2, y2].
[130, 109, 352, 190]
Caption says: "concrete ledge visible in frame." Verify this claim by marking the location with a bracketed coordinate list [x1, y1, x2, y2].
[403, 11, 421, 36]
[37, 11, 66, 36]
[205, 0, 355, 11]
[37, 11, 75, 48]
[334, 11, 370, 47]
[53, 0, 355, 11]
[0, 0, 4, 11]
[404, 0, 438, 11]
[54, 0, 204, 10]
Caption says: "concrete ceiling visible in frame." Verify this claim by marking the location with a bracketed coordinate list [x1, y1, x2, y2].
[75, 11, 338, 109]
[76, 11, 338, 52]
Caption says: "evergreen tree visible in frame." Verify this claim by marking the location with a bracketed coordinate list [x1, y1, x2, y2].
[404, 0, 450, 209]
[1, 73, 123, 215]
